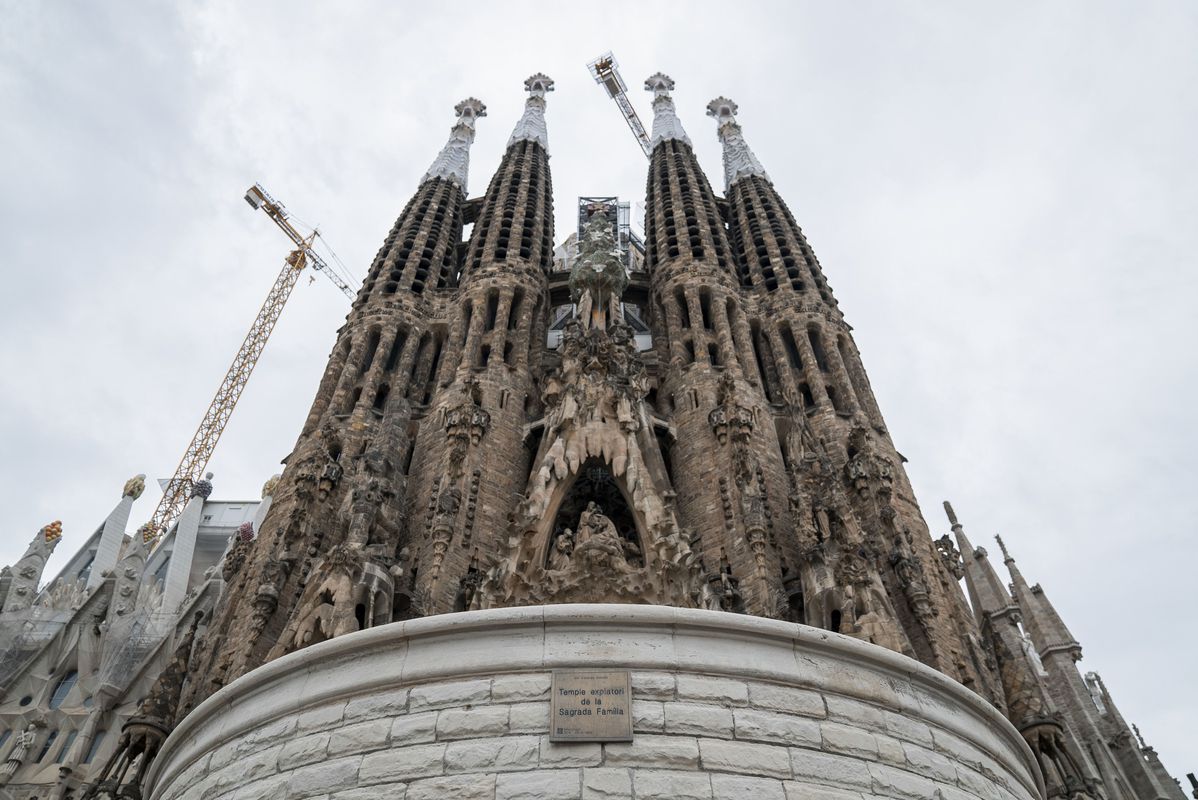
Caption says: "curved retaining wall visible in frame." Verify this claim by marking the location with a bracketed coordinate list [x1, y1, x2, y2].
[146, 605, 1044, 800]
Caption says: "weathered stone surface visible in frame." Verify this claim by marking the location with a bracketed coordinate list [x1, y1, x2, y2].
[444, 734, 538, 772]
[582, 767, 632, 799]
[709, 773, 787, 800]
[698, 738, 792, 779]
[665, 702, 734, 736]
[496, 769, 583, 800]
[733, 708, 821, 747]
[633, 768, 713, 800]
[147, 608, 1043, 800]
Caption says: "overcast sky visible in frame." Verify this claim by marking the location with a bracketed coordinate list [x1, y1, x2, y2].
[1, 0, 1194, 778]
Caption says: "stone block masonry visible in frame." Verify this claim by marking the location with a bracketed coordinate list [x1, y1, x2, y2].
[146, 606, 1043, 800]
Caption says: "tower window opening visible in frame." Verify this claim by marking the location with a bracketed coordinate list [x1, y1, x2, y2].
[800, 383, 816, 411]
[808, 327, 829, 372]
[460, 302, 473, 345]
[675, 289, 690, 328]
[508, 288, 524, 330]
[683, 339, 696, 364]
[503, 341, 515, 366]
[384, 329, 408, 372]
[401, 440, 416, 474]
[372, 384, 390, 412]
[826, 385, 846, 414]
[484, 290, 500, 331]
[699, 290, 714, 330]
[345, 386, 363, 414]
[478, 344, 491, 369]
[358, 329, 381, 375]
[708, 343, 721, 366]
[781, 326, 803, 369]
[830, 609, 842, 633]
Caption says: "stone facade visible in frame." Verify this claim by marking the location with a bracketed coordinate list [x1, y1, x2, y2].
[144, 606, 1044, 800]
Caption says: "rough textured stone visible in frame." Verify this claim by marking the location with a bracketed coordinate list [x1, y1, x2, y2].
[540, 737, 603, 766]
[582, 767, 632, 799]
[444, 735, 538, 772]
[406, 774, 495, 800]
[327, 718, 391, 757]
[709, 774, 787, 800]
[603, 734, 700, 769]
[634, 768, 713, 800]
[343, 688, 409, 721]
[278, 732, 331, 770]
[409, 679, 492, 711]
[676, 675, 749, 705]
[665, 702, 734, 736]
[820, 722, 878, 759]
[437, 704, 509, 739]
[748, 683, 826, 718]
[358, 743, 445, 784]
[508, 701, 550, 734]
[733, 708, 821, 747]
[492, 673, 551, 701]
[495, 769, 583, 800]
[698, 738, 791, 779]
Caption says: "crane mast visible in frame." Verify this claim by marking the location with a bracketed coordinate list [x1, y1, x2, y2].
[145, 185, 352, 542]
[587, 52, 653, 158]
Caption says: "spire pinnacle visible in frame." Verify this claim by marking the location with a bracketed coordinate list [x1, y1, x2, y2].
[422, 98, 487, 190]
[507, 73, 554, 152]
[645, 72, 690, 148]
[995, 534, 1014, 564]
[706, 96, 769, 189]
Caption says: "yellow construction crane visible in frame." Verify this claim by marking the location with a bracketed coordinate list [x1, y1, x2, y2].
[144, 184, 354, 542]
[588, 51, 652, 158]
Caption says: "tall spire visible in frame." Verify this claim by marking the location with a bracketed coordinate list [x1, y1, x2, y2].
[1000, 536, 1083, 662]
[645, 73, 690, 148]
[943, 502, 1017, 624]
[706, 96, 769, 190]
[507, 73, 554, 152]
[422, 98, 487, 190]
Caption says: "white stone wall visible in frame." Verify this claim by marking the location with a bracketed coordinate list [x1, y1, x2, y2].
[147, 606, 1044, 800]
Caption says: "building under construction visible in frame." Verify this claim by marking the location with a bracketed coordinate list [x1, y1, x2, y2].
[0, 59, 1191, 800]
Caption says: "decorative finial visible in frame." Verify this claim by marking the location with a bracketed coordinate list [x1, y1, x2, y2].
[41, 520, 63, 543]
[644, 72, 690, 148]
[942, 500, 959, 527]
[508, 73, 554, 151]
[706, 96, 738, 123]
[706, 96, 768, 189]
[995, 534, 1014, 563]
[123, 473, 147, 500]
[261, 474, 281, 499]
[645, 72, 676, 96]
[191, 472, 214, 500]
[524, 73, 555, 98]
[422, 98, 487, 189]
[237, 521, 255, 543]
[138, 521, 157, 543]
[1132, 723, 1147, 749]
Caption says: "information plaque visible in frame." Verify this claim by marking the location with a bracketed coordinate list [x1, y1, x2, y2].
[549, 669, 633, 742]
